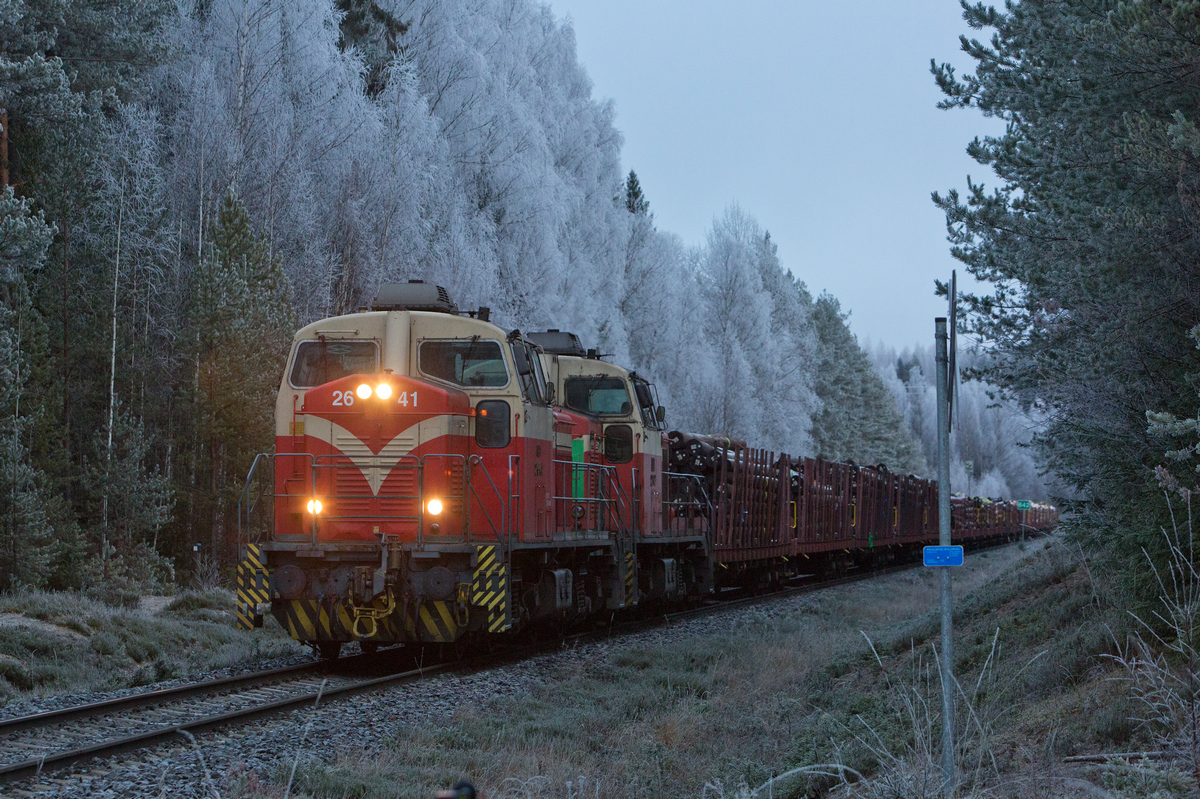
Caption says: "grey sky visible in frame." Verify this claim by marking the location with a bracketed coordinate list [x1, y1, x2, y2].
[545, 0, 1002, 349]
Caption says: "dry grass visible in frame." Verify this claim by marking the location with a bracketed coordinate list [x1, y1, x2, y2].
[0, 587, 304, 701]
[262, 537, 1135, 799]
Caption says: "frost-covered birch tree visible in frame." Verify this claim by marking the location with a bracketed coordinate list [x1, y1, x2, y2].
[870, 341, 1051, 500]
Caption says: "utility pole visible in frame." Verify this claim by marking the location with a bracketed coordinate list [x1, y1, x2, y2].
[935, 317, 955, 797]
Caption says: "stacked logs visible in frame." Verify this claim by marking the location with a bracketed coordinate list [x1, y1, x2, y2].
[666, 431, 747, 475]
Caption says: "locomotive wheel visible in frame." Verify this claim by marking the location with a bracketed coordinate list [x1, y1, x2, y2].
[317, 641, 342, 660]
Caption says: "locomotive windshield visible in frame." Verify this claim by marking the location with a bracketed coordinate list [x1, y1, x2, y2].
[289, 340, 379, 388]
[564, 376, 632, 416]
[419, 339, 509, 387]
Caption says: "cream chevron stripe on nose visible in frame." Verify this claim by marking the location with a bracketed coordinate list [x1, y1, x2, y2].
[297, 414, 455, 495]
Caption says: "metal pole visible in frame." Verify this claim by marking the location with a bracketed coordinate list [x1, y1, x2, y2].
[935, 317, 955, 797]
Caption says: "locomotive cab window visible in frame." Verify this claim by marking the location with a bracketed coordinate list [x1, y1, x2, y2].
[564, 376, 632, 417]
[419, 339, 509, 387]
[475, 400, 510, 448]
[604, 424, 633, 464]
[289, 340, 379, 388]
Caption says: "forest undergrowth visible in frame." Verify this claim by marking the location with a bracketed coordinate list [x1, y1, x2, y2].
[0, 588, 302, 700]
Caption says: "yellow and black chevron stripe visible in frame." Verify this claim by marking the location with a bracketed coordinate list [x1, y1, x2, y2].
[416, 600, 461, 642]
[471, 544, 511, 633]
[624, 550, 636, 607]
[275, 597, 406, 642]
[276, 599, 349, 641]
[236, 544, 269, 631]
[273, 596, 462, 644]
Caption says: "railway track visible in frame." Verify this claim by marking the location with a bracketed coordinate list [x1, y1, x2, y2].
[0, 540, 1017, 788]
[0, 653, 458, 785]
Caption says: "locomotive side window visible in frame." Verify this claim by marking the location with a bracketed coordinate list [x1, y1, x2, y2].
[511, 340, 546, 404]
[529, 344, 548, 402]
[475, 400, 511, 448]
[564, 376, 632, 417]
[604, 424, 633, 464]
[632, 377, 663, 430]
[419, 339, 509, 387]
[289, 340, 379, 388]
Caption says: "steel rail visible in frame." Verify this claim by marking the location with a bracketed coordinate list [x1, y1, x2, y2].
[0, 660, 456, 785]
[0, 659, 328, 736]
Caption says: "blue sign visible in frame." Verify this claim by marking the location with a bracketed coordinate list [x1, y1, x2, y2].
[924, 545, 964, 567]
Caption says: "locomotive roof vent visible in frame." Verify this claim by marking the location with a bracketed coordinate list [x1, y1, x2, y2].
[527, 330, 587, 357]
[371, 281, 458, 314]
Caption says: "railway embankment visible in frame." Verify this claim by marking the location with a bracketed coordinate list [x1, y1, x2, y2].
[282, 535, 1139, 798]
[0, 588, 307, 709]
[0, 537, 1160, 798]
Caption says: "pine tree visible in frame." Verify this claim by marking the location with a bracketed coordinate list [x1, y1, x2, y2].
[810, 294, 925, 473]
[83, 403, 171, 579]
[625, 170, 649, 216]
[932, 0, 1200, 573]
[0, 0, 175, 589]
[0, 187, 57, 588]
[187, 189, 292, 567]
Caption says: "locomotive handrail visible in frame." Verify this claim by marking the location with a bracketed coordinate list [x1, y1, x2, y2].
[237, 452, 275, 550]
[663, 471, 713, 535]
[550, 459, 632, 537]
[419, 453, 470, 543]
[239, 452, 321, 547]
[631, 466, 642, 537]
[603, 467, 633, 538]
[277, 452, 322, 543]
[467, 454, 508, 548]
[507, 454, 520, 566]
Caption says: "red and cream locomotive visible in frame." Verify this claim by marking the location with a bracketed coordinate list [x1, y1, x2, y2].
[236, 282, 1056, 656]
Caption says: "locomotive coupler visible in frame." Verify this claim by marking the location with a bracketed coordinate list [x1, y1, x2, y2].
[349, 587, 396, 639]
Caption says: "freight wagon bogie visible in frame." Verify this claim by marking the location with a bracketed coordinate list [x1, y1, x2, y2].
[633, 542, 712, 602]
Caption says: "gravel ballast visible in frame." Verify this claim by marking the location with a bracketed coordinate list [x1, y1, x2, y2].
[0, 591, 828, 798]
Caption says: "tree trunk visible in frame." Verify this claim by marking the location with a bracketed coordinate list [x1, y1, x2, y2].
[1, 110, 9, 188]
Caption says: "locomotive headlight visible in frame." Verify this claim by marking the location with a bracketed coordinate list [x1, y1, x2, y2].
[375, 383, 393, 400]
[426, 498, 444, 516]
[306, 498, 323, 515]
[356, 383, 373, 400]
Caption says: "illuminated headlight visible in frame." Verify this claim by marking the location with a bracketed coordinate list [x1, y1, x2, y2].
[356, 383, 373, 400]
[306, 499, 323, 515]
[375, 383, 393, 400]
[426, 498, 444, 516]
